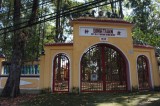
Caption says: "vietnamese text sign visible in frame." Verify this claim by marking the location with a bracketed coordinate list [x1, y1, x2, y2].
[79, 27, 127, 37]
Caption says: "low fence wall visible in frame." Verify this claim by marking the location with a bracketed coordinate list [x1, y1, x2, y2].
[0, 57, 43, 94]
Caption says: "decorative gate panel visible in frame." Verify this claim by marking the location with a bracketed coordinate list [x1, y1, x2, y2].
[104, 46, 127, 91]
[53, 53, 70, 92]
[81, 45, 103, 91]
[81, 44, 127, 92]
[137, 55, 150, 90]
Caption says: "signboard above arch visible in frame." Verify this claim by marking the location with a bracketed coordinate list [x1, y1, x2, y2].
[79, 26, 127, 37]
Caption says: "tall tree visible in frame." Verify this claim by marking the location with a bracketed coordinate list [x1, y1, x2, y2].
[53, 0, 81, 43]
[0, 0, 2, 9]
[29, 0, 39, 24]
[125, 0, 160, 46]
[125, 0, 151, 32]
[1, 0, 22, 97]
[1, 0, 39, 97]
[55, 0, 61, 42]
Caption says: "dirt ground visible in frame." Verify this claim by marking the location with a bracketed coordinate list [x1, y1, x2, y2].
[0, 94, 37, 106]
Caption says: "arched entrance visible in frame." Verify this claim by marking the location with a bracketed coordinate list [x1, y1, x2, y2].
[81, 44, 128, 92]
[53, 53, 70, 92]
[137, 55, 151, 90]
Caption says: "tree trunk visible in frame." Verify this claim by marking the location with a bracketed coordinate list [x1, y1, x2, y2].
[55, 0, 62, 42]
[0, 0, 2, 9]
[1, 31, 25, 97]
[110, 0, 114, 14]
[1, 0, 24, 98]
[119, 0, 123, 18]
[29, 0, 39, 24]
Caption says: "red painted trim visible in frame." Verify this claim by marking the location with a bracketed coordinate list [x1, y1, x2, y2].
[68, 58, 70, 92]
[52, 53, 70, 93]
[52, 56, 56, 92]
[80, 43, 129, 92]
[101, 46, 106, 91]
[137, 55, 152, 91]
[144, 56, 152, 90]
[133, 44, 154, 49]
[45, 43, 73, 46]
[52, 91, 69, 93]
[124, 59, 128, 91]
[72, 18, 133, 25]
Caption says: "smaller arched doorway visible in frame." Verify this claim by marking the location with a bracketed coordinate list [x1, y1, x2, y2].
[81, 43, 128, 92]
[137, 55, 151, 90]
[53, 53, 70, 92]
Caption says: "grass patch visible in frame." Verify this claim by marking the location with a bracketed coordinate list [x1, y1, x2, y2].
[20, 91, 160, 106]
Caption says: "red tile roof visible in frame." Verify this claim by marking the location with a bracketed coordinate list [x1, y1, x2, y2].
[45, 43, 73, 46]
[71, 17, 133, 25]
[133, 44, 154, 49]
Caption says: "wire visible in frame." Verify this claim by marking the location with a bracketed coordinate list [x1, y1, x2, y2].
[0, 0, 120, 34]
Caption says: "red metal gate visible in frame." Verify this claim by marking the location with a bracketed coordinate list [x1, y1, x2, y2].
[137, 55, 150, 90]
[81, 44, 127, 92]
[53, 53, 70, 92]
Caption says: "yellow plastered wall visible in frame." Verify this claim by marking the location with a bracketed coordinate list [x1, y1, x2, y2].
[0, 57, 4, 88]
[71, 19, 134, 90]
[133, 47, 160, 89]
[0, 57, 5, 75]
[39, 55, 45, 89]
[12, 18, 159, 92]
[41, 45, 73, 90]
[0, 57, 41, 89]
[0, 77, 40, 89]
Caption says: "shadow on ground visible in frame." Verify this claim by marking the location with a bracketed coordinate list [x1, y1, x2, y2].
[19, 91, 160, 106]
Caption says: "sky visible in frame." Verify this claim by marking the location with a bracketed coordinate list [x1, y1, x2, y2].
[75, 0, 84, 2]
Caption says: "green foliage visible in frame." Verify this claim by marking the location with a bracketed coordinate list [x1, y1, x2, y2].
[0, 32, 12, 59]
[0, 0, 48, 61]
[125, 0, 160, 52]
[23, 27, 41, 61]
[44, 23, 55, 43]
[125, 0, 152, 32]
[52, 0, 82, 42]
[132, 27, 160, 47]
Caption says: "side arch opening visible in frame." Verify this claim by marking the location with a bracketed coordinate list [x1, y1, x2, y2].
[52, 53, 70, 92]
[137, 55, 151, 90]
